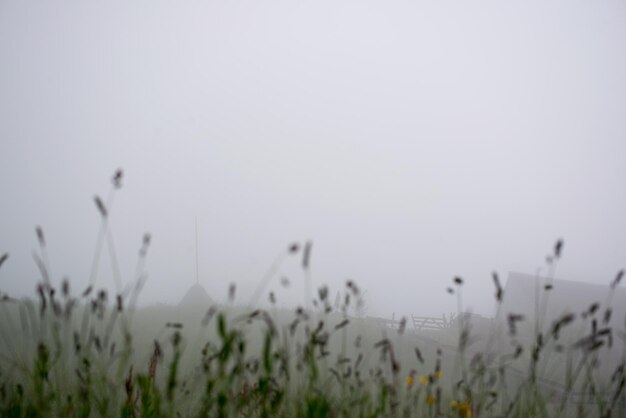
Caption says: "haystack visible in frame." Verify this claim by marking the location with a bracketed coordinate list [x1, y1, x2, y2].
[179, 282, 212, 308]
[178, 218, 213, 308]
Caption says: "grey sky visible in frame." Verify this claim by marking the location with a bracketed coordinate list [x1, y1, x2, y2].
[1, 0, 625, 317]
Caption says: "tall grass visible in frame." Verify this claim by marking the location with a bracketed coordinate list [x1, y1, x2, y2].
[0, 171, 625, 417]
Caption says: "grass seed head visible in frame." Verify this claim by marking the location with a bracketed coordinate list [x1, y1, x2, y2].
[35, 226, 45, 247]
[302, 241, 312, 269]
[0, 253, 9, 269]
[112, 168, 123, 189]
[414, 347, 424, 364]
[82, 285, 93, 297]
[554, 239, 563, 258]
[507, 313, 524, 336]
[94, 196, 107, 218]
[61, 279, 70, 297]
[492, 272, 503, 301]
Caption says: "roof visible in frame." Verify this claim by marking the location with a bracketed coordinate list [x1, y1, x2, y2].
[501, 272, 626, 327]
[498, 272, 626, 379]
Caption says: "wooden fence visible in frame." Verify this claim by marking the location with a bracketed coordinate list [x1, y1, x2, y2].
[364, 316, 402, 330]
[366, 313, 458, 331]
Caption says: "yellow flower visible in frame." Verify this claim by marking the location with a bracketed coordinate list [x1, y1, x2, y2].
[450, 400, 458, 409]
[425, 395, 435, 406]
[435, 370, 444, 379]
[419, 375, 429, 385]
[406, 376, 414, 386]
[458, 401, 472, 418]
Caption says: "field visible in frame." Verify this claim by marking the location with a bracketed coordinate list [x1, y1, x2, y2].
[1, 180, 625, 417]
[1, 267, 625, 417]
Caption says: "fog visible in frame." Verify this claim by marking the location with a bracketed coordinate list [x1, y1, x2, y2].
[1, 0, 625, 319]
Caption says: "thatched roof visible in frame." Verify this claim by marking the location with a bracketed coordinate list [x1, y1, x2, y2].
[179, 283, 212, 308]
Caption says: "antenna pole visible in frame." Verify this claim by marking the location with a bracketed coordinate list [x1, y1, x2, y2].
[195, 217, 199, 285]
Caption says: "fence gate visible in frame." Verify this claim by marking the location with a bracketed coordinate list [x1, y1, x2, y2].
[411, 313, 455, 331]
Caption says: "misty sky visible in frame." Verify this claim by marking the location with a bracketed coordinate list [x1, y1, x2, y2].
[1, 0, 625, 318]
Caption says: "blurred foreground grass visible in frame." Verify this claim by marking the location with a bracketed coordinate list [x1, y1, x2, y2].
[1, 275, 625, 418]
[0, 171, 624, 417]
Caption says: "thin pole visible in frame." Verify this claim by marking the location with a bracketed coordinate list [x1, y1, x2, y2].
[195, 217, 199, 285]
